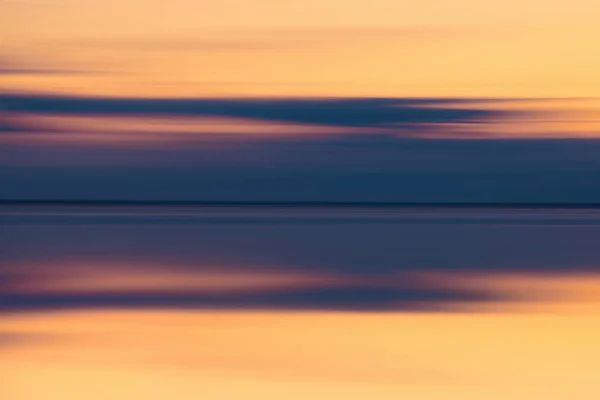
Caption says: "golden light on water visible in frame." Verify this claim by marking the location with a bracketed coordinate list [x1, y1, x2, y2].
[3, 304, 600, 400]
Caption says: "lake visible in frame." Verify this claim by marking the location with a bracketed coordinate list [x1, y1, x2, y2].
[2, 206, 600, 399]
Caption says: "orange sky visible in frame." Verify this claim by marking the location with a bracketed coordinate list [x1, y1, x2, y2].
[3, 0, 600, 97]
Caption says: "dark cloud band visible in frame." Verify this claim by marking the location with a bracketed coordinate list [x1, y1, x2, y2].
[2, 93, 510, 127]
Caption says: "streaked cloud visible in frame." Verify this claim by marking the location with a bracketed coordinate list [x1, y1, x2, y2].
[0, 56, 97, 76]
[2, 93, 510, 128]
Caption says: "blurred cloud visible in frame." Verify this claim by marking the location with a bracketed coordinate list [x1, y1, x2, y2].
[0, 56, 96, 76]
[2, 93, 599, 202]
[1, 93, 509, 128]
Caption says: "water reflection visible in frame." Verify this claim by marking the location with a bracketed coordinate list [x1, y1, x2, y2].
[2, 207, 600, 399]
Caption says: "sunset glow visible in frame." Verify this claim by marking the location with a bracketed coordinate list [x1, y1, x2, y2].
[3, 0, 600, 399]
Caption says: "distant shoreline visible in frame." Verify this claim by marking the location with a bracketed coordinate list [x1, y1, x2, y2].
[1, 200, 599, 209]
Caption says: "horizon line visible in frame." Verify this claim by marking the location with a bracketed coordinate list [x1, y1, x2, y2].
[2, 200, 600, 209]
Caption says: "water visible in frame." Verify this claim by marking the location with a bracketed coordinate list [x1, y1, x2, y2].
[2, 206, 600, 399]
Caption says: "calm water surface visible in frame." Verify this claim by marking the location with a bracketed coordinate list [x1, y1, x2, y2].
[2, 207, 600, 399]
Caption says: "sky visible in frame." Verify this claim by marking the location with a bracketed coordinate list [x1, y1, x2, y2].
[2, 0, 600, 202]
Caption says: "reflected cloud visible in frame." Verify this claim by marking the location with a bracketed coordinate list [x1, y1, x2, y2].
[6, 262, 352, 294]
[2, 209, 600, 313]
[0, 332, 65, 350]
[0, 284, 498, 313]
